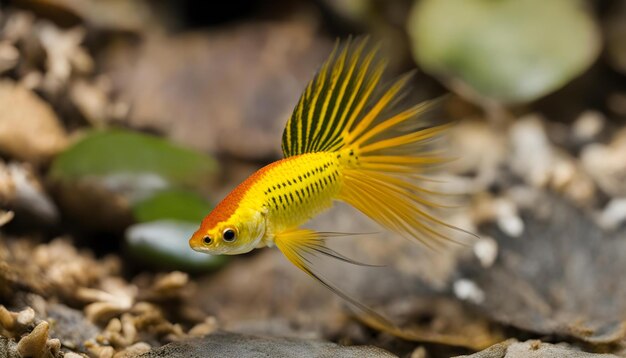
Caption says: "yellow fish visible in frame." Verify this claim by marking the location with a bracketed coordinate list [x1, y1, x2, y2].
[190, 38, 458, 320]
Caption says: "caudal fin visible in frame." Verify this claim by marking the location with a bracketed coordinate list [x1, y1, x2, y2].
[281, 37, 471, 247]
[327, 45, 469, 248]
[337, 100, 463, 248]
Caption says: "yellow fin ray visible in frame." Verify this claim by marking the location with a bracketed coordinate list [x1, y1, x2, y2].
[358, 123, 451, 154]
[274, 228, 393, 325]
[281, 37, 387, 157]
[344, 73, 412, 144]
[339, 170, 471, 248]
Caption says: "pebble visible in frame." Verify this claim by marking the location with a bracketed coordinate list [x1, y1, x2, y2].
[473, 237, 498, 268]
[453, 279, 485, 305]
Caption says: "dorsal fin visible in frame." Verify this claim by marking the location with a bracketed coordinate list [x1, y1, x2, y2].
[281, 37, 386, 157]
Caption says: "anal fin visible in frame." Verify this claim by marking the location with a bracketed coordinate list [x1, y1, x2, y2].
[273, 228, 393, 327]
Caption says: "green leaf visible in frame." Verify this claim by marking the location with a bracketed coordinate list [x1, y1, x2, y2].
[125, 220, 228, 272]
[133, 189, 212, 223]
[50, 129, 217, 189]
[408, 0, 601, 104]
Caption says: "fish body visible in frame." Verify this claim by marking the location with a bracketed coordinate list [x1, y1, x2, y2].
[254, 152, 343, 237]
[191, 152, 342, 255]
[189, 38, 460, 321]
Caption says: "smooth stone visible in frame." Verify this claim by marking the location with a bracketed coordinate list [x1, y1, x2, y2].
[138, 331, 397, 358]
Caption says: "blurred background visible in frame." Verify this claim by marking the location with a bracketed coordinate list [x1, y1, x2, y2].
[1, 0, 625, 357]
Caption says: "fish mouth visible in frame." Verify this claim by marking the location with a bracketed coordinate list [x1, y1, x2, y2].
[188, 237, 213, 254]
[190, 245, 223, 255]
[188, 237, 201, 251]
[189, 239, 230, 255]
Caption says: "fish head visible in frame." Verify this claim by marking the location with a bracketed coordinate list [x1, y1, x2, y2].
[189, 207, 266, 255]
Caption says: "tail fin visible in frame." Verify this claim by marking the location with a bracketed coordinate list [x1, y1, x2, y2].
[337, 99, 463, 248]
[328, 43, 468, 248]
[281, 37, 471, 247]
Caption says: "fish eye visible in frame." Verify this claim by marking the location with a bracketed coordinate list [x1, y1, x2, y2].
[203, 236, 212, 245]
[223, 228, 236, 242]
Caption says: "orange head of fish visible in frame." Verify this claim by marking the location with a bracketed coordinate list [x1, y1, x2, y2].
[189, 203, 267, 256]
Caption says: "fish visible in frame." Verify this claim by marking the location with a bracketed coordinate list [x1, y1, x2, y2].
[189, 37, 463, 322]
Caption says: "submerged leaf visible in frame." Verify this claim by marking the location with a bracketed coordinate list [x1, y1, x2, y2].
[49, 129, 217, 230]
[408, 0, 601, 104]
[132, 189, 212, 223]
[125, 220, 227, 272]
[50, 129, 217, 191]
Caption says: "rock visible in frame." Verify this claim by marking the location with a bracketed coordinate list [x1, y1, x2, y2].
[595, 198, 626, 231]
[508, 115, 596, 204]
[16, 307, 35, 326]
[447, 119, 507, 189]
[572, 111, 605, 143]
[86, 344, 115, 358]
[454, 339, 619, 358]
[458, 192, 626, 344]
[138, 331, 396, 358]
[509, 115, 553, 187]
[113, 342, 151, 358]
[0, 160, 59, 225]
[0, 80, 68, 163]
[16, 321, 52, 358]
[104, 21, 332, 160]
[63, 353, 86, 358]
[581, 128, 626, 197]
[0, 335, 19, 358]
[46, 303, 99, 352]
[0, 41, 19, 74]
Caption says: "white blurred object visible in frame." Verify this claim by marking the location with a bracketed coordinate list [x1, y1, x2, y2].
[595, 198, 626, 231]
[581, 128, 626, 197]
[494, 198, 524, 238]
[473, 236, 498, 268]
[510, 115, 553, 187]
[573, 111, 605, 141]
[453, 279, 485, 305]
